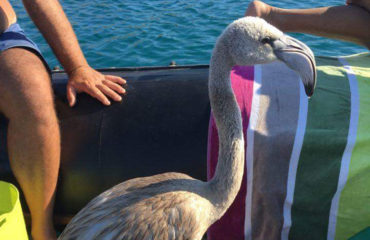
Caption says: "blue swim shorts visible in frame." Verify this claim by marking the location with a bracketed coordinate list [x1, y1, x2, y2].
[0, 23, 49, 69]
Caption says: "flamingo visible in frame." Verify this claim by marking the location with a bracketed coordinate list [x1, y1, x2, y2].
[58, 16, 316, 240]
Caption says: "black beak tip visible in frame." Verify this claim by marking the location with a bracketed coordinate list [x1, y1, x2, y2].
[304, 78, 316, 98]
[305, 86, 314, 98]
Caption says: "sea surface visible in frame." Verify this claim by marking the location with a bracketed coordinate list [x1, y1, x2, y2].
[10, 0, 368, 69]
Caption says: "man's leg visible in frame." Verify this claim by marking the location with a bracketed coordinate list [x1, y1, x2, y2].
[246, 1, 370, 48]
[0, 48, 59, 240]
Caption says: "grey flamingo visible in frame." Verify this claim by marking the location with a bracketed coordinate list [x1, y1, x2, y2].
[58, 16, 316, 240]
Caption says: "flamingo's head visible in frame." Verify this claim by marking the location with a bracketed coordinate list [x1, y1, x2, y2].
[217, 17, 316, 97]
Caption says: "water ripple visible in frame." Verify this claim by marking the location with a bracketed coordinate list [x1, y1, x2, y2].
[9, 0, 367, 68]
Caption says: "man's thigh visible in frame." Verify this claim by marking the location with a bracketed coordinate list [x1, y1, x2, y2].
[0, 48, 54, 119]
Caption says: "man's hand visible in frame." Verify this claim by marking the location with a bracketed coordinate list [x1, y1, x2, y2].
[66, 66, 126, 107]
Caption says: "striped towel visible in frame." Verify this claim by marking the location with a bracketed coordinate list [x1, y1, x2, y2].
[207, 53, 370, 240]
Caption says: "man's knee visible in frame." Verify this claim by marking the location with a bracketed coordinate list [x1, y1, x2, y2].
[4, 92, 58, 131]
[23, 100, 58, 127]
[0, 80, 56, 123]
[0, 48, 56, 123]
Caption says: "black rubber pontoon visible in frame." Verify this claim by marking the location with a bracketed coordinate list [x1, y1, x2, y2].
[0, 65, 211, 223]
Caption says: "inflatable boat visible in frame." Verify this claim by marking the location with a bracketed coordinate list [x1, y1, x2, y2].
[1, 53, 369, 240]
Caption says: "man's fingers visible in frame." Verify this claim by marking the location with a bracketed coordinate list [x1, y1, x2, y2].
[103, 80, 126, 94]
[97, 84, 122, 102]
[105, 75, 127, 85]
[67, 84, 77, 107]
[67, 71, 127, 106]
[87, 87, 111, 106]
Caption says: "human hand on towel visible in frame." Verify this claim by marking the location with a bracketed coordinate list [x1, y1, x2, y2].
[66, 65, 126, 107]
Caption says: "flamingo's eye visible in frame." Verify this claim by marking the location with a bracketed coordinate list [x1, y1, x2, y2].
[261, 37, 273, 44]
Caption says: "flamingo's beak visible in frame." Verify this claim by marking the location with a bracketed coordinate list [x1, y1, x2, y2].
[272, 35, 316, 97]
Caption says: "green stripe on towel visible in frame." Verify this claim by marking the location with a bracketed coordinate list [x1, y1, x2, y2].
[335, 54, 370, 240]
[289, 57, 351, 240]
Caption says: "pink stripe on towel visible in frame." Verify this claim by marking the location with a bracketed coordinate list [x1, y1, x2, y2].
[207, 65, 254, 240]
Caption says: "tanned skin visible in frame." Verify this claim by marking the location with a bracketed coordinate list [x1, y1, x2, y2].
[246, 0, 370, 49]
[0, 0, 16, 33]
[0, 1, 126, 239]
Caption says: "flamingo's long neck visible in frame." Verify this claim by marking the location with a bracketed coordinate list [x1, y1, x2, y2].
[207, 42, 245, 219]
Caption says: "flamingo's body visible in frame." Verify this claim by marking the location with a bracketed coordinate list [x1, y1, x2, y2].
[59, 17, 316, 240]
[60, 173, 211, 239]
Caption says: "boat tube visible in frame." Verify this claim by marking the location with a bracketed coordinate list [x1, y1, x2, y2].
[0, 65, 211, 224]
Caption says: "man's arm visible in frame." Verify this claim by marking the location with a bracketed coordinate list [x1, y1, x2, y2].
[0, 0, 17, 33]
[22, 0, 126, 106]
[0, 7, 9, 33]
[245, 1, 370, 49]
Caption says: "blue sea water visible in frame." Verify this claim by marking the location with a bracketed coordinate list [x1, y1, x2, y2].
[10, 0, 368, 69]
